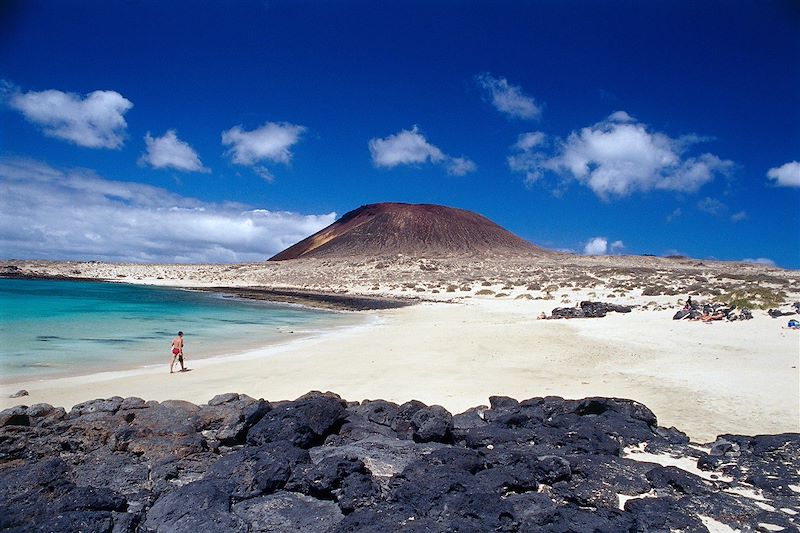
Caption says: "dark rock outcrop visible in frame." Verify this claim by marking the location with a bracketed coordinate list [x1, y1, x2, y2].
[1, 391, 798, 532]
[550, 300, 632, 319]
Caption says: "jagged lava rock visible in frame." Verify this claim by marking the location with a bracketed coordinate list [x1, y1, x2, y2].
[0, 392, 798, 532]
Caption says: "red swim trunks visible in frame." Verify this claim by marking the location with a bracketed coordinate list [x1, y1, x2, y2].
[172, 347, 180, 356]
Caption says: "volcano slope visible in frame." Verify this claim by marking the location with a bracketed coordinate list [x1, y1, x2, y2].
[269, 203, 549, 261]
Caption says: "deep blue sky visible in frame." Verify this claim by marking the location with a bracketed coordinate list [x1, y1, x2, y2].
[1, 1, 798, 266]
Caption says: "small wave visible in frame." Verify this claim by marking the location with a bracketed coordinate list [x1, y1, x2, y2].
[211, 318, 267, 325]
[36, 335, 64, 341]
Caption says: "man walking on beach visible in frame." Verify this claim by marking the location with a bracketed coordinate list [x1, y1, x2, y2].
[170, 331, 185, 373]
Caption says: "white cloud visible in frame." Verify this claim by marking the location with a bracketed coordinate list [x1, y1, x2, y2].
[447, 157, 477, 176]
[742, 257, 776, 267]
[221, 122, 305, 174]
[507, 131, 547, 186]
[368, 126, 476, 176]
[730, 211, 747, 222]
[252, 166, 275, 182]
[512, 112, 733, 200]
[583, 237, 608, 256]
[767, 161, 800, 188]
[608, 110, 635, 122]
[696, 197, 726, 216]
[583, 237, 624, 256]
[0, 158, 335, 263]
[140, 130, 209, 173]
[513, 131, 546, 151]
[476, 73, 541, 120]
[666, 207, 682, 222]
[369, 126, 444, 167]
[7, 87, 133, 148]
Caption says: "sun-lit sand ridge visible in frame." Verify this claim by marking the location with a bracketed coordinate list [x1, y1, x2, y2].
[2, 251, 798, 443]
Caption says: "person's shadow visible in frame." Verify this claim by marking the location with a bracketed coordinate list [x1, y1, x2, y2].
[179, 368, 193, 372]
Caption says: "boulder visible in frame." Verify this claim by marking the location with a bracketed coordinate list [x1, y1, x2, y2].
[205, 441, 306, 500]
[247, 392, 347, 448]
[143, 478, 244, 533]
[232, 491, 344, 532]
[411, 405, 453, 443]
[389, 399, 428, 439]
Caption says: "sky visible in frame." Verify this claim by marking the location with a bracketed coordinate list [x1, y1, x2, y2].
[1, 0, 798, 267]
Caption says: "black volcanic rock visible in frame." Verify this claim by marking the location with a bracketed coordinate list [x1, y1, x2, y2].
[550, 301, 633, 319]
[269, 202, 549, 260]
[247, 392, 347, 449]
[1, 392, 798, 532]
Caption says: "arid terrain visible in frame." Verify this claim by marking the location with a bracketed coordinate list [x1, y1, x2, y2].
[3, 252, 797, 312]
[2, 203, 799, 441]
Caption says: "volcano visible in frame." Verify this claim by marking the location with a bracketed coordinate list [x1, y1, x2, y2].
[269, 203, 548, 260]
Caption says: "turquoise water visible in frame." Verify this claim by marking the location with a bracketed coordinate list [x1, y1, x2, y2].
[0, 279, 359, 381]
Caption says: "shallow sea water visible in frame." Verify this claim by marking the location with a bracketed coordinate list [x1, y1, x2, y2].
[0, 278, 360, 381]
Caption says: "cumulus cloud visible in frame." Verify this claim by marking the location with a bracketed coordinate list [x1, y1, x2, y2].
[6, 86, 132, 148]
[0, 158, 335, 263]
[221, 122, 305, 179]
[510, 112, 733, 200]
[582, 237, 625, 256]
[139, 130, 209, 173]
[583, 237, 608, 256]
[476, 73, 541, 120]
[368, 126, 476, 176]
[607, 110, 635, 122]
[766, 161, 800, 188]
[369, 126, 444, 167]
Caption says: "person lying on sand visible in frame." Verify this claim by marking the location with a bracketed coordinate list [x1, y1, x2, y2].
[699, 311, 725, 322]
[170, 331, 185, 373]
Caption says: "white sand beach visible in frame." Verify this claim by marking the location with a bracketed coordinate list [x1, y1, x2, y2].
[2, 281, 798, 443]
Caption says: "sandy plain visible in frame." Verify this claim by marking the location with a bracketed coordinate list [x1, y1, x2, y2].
[1, 256, 799, 443]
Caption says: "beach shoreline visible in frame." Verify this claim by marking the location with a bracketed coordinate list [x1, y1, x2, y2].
[2, 295, 798, 443]
[0, 310, 382, 398]
[0, 272, 417, 312]
[2, 259, 799, 443]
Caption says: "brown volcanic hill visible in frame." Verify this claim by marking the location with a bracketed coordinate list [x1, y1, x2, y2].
[269, 203, 549, 260]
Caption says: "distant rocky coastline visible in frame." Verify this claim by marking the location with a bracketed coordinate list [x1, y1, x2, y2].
[197, 286, 414, 312]
[2, 392, 798, 532]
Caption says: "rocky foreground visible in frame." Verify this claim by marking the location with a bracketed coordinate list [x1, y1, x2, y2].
[1, 393, 798, 532]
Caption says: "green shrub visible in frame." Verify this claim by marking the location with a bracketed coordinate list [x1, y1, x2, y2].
[721, 287, 787, 309]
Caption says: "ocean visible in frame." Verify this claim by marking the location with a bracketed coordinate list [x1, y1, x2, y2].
[0, 278, 361, 382]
